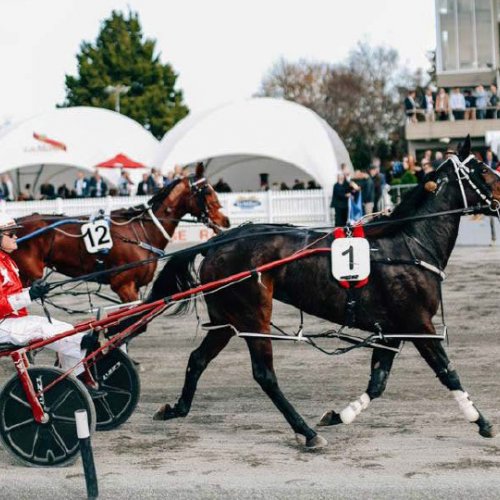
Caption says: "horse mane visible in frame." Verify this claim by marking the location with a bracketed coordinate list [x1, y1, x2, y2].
[112, 179, 182, 217]
[364, 173, 437, 238]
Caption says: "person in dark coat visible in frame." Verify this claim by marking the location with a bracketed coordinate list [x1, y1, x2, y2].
[330, 173, 351, 226]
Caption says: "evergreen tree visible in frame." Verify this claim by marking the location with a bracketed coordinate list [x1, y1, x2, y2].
[60, 10, 188, 139]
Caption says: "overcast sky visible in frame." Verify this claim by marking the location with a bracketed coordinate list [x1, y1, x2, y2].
[1, 0, 436, 125]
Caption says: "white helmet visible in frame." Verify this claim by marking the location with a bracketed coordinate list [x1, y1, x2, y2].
[0, 214, 22, 232]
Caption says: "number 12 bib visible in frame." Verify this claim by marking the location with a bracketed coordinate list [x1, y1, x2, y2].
[81, 220, 113, 254]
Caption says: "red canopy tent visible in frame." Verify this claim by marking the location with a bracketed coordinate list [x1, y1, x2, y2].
[95, 153, 145, 168]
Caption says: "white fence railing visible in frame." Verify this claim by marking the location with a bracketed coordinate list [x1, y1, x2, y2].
[0, 189, 333, 226]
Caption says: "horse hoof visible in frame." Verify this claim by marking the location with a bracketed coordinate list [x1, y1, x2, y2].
[295, 433, 328, 448]
[318, 410, 342, 426]
[306, 434, 328, 448]
[479, 423, 496, 438]
[153, 404, 177, 421]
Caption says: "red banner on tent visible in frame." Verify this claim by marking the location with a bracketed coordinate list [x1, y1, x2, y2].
[33, 132, 67, 151]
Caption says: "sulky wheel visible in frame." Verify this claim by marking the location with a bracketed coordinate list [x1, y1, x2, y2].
[92, 348, 140, 431]
[0, 367, 95, 467]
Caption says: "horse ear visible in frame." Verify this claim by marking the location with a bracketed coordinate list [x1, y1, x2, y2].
[195, 162, 204, 179]
[458, 135, 471, 160]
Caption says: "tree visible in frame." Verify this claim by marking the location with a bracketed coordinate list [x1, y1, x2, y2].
[257, 42, 428, 169]
[60, 10, 188, 139]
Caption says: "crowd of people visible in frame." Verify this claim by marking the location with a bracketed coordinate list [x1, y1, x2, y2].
[404, 85, 499, 122]
[330, 146, 500, 227]
[11, 165, 192, 201]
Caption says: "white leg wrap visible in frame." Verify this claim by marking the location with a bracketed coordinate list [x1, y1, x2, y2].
[452, 390, 480, 422]
[340, 393, 371, 424]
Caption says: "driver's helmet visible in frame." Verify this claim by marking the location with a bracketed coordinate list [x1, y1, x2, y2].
[0, 214, 23, 232]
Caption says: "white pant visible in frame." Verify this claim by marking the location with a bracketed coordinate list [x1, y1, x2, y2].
[0, 316, 85, 375]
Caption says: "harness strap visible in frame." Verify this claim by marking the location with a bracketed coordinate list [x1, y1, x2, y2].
[371, 258, 446, 280]
[146, 208, 171, 242]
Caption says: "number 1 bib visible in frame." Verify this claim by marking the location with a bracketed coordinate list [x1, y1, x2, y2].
[331, 226, 370, 287]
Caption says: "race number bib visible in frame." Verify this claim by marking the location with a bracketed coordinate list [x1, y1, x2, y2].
[81, 220, 113, 254]
[331, 237, 370, 281]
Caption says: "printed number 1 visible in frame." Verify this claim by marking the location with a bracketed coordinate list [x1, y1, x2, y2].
[83, 228, 95, 247]
[342, 245, 354, 270]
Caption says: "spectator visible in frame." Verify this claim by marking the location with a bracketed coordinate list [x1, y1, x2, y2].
[74, 171, 89, 198]
[137, 173, 151, 196]
[271, 182, 280, 191]
[173, 165, 184, 179]
[57, 183, 71, 198]
[279, 182, 289, 191]
[474, 85, 488, 119]
[404, 90, 419, 123]
[1, 174, 14, 201]
[354, 169, 375, 216]
[423, 149, 432, 163]
[330, 173, 350, 226]
[369, 163, 386, 212]
[164, 171, 175, 186]
[118, 170, 134, 196]
[88, 172, 108, 198]
[18, 184, 34, 201]
[292, 179, 305, 190]
[154, 170, 165, 192]
[39, 182, 56, 200]
[464, 89, 476, 120]
[307, 180, 320, 189]
[432, 151, 444, 169]
[421, 87, 435, 121]
[487, 84, 498, 119]
[450, 88, 466, 120]
[435, 88, 449, 121]
[214, 178, 232, 193]
[485, 150, 496, 169]
[147, 168, 157, 193]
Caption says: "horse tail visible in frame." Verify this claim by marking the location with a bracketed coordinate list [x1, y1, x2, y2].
[148, 246, 201, 315]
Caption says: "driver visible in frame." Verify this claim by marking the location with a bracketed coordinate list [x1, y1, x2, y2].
[0, 214, 88, 380]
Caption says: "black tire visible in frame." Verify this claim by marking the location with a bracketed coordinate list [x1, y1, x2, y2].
[92, 348, 140, 431]
[0, 367, 95, 467]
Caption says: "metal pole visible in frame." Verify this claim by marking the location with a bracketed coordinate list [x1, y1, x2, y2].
[75, 409, 99, 499]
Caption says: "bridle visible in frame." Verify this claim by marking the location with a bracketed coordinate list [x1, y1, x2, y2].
[188, 176, 220, 229]
[440, 154, 500, 217]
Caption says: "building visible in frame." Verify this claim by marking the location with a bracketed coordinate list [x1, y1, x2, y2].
[406, 0, 500, 156]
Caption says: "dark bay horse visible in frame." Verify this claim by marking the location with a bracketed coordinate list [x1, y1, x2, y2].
[148, 138, 500, 448]
[13, 164, 230, 302]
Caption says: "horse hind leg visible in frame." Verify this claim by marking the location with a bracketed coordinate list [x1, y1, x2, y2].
[414, 339, 495, 438]
[246, 337, 327, 449]
[153, 328, 233, 421]
[319, 342, 399, 426]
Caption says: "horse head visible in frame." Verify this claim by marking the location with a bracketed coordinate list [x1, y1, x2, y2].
[433, 136, 500, 214]
[150, 163, 230, 233]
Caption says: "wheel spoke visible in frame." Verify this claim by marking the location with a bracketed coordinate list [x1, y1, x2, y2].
[97, 397, 116, 419]
[100, 385, 132, 396]
[49, 423, 71, 454]
[51, 414, 76, 424]
[4, 416, 35, 432]
[7, 390, 32, 409]
[49, 388, 74, 412]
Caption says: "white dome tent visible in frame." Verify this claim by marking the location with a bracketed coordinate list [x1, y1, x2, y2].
[155, 98, 352, 192]
[0, 107, 159, 195]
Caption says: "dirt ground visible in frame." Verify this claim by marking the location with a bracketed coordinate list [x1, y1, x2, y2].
[1, 244, 500, 499]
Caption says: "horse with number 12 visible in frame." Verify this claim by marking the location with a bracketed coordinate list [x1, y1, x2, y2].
[13, 163, 230, 302]
[149, 137, 500, 448]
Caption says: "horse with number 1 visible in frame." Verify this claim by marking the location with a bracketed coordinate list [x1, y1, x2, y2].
[148, 137, 500, 448]
[13, 164, 230, 302]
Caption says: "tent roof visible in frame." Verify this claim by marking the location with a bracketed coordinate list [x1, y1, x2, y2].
[96, 153, 146, 168]
[155, 97, 352, 189]
[0, 107, 158, 179]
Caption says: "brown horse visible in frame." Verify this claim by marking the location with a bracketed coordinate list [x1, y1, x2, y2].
[13, 165, 230, 302]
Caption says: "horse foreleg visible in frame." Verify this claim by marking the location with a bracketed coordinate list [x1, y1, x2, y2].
[113, 281, 139, 303]
[318, 343, 399, 426]
[413, 340, 495, 438]
[153, 330, 233, 421]
[246, 337, 327, 448]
